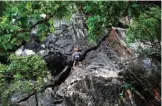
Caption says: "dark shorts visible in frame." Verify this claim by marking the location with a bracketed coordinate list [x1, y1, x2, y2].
[74, 56, 80, 62]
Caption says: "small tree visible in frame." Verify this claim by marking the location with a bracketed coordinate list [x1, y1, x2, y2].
[0, 54, 48, 105]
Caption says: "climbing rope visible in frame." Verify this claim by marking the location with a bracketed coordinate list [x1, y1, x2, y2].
[120, 58, 159, 99]
[127, 69, 158, 100]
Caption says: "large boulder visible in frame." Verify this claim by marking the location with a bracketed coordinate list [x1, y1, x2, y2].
[52, 28, 146, 106]
[41, 12, 94, 58]
[39, 12, 96, 74]
[54, 67, 121, 106]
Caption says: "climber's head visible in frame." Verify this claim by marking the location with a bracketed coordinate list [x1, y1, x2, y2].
[74, 47, 80, 52]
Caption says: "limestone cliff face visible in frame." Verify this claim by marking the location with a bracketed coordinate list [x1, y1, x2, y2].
[52, 26, 146, 106]
[14, 12, 160, 106]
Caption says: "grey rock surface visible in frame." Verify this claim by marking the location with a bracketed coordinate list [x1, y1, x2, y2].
[39, 12, 96, 75]
[14, 12, 160, 106]
[15, 88, 55, 106]
[41, 12, 93, 58]
[54, 67, 121, 106]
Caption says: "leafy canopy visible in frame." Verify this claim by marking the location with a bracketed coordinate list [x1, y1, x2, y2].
[1, 1, 160, 52]
[126, 5, 161, 54]
[0, 54, 48, 105]
[0, 1, 74, 53]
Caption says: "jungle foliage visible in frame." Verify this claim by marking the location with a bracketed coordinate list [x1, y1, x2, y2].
[0, 55, 48, 105]
[0, 1, 161, 53]
[126, 4, 161, 55]
[0, 1, 161, 105]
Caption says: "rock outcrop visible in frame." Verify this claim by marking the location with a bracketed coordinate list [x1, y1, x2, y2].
[53, 27, 147, 106]
[54, 67, 121, 106]
[14, 12, 160, 106]
[38, 12, 96, 75]
[41, 12, 92, 58]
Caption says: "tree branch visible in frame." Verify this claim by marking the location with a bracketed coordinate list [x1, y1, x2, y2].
[0, 14, 54, 36]
[139, 3, 161, 21]
[30, 15, 53, 30]
[0, 74, 13, 79]
[143, 10, 161, 21]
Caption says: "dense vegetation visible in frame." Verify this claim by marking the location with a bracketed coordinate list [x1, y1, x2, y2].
[0, 55, 48, 105]
[0, 1, 160, 53]
[127, 5, 161, 55]
[0, 1, 161, 105]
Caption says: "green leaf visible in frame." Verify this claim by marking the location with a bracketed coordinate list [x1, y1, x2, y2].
[50, 26, 54, 33]
[11, 38, 17, 45]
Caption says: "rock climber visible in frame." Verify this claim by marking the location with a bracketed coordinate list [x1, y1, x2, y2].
[119, 80, 145, 106]
[119, 82, 135, 105]
[152, 88, 161, 103]
[72, 47, 82, 67]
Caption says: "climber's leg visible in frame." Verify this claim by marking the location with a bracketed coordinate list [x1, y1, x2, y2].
[126, 89, 133, 100]
[78, 62, 82, 67]
[126, 89, 135, 105]
[73, 61, 76, 67]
